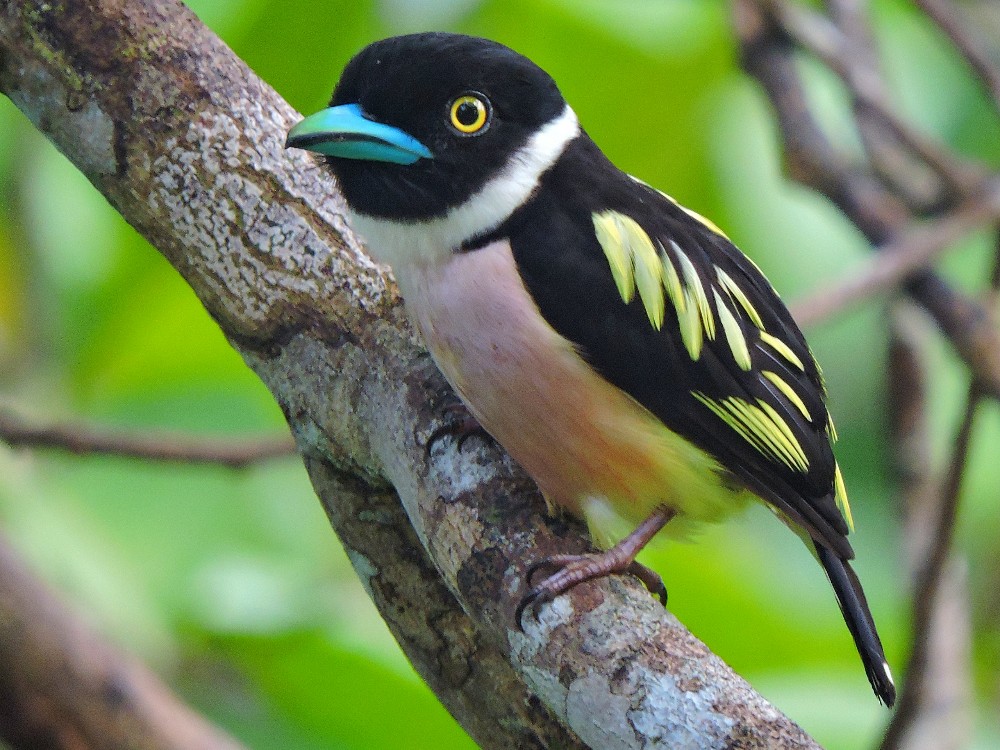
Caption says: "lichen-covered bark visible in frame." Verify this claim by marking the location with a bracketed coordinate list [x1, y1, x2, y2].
[0, 1, 820, 746]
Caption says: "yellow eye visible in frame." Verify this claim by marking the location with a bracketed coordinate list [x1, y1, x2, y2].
[449, 94, 490, 135]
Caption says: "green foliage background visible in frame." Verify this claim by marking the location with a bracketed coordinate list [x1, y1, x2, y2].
[1, 0, 999, 747]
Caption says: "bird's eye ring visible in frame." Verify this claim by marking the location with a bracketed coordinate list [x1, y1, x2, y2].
[448, 93, 491, 135]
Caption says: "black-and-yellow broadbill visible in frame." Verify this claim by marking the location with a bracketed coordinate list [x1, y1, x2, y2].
[286, 32, 895, 706]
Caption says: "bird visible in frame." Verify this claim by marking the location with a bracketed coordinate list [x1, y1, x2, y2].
[286, 31, 896, 707]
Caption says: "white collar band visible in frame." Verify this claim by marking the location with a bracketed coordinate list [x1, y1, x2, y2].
[351, 104, 581, 269]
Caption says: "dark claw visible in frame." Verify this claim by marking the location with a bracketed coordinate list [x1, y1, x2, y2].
[455, 425, 486, 452]
[515, 585, 555, 630]
[515, 509, 676, 630]
[425, 402, 488, 456]
[514, 590, 537, 631]
[517, 554, 585, 628]
[624, 560, 668, 606]
[651, 583, 667, 606]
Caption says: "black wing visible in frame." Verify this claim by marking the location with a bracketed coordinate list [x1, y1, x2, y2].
[505, 137, 853, 557]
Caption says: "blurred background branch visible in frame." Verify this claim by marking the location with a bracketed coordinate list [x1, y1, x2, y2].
[736, 1, 1000, 747]
[885, 301, 972, 750]
[0, 532, 248, 750]
[0, 408, 295, 467]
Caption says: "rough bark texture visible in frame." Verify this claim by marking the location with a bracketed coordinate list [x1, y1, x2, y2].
[0, 1, 821, 747]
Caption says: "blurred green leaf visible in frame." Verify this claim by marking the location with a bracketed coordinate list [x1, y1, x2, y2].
[231, 0, 382, 115]
[216, 630, 477, 750]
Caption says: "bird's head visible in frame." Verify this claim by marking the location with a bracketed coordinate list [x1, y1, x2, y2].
[286, 33, 581, 264]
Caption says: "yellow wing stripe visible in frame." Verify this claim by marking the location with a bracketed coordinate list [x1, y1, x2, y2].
[657, 240, 687, 316]
[677, 288, 704, 360]
[809, 345, 827, 391]
[826, 413, 839, 443]
[727, 398, 803, 472]
[653, 188, 730, 240]
[756, 401, 810, 472]
[593, 211, 665, 329]
[628, 221, 666, 330]
[593, 212, 635, 304]
[714, 290, 752, 371]
[715, 266, 764, 329]
[594, 210, 723, 355]
[693, 392, 810, 473]
[592, 209, 781, 373]
[759, 331, 805, 372]
[679, 205, 730, 240]
[675, 245, 715, 341]
[762, 370, 812, 422]
[693, 393, 773, 461]
[834, 462, 854, 531]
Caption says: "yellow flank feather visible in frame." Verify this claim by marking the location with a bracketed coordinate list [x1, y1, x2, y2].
[759, 331, 805, 372]
[834, 462, 854, 531]
[693, 393, 809, 473]
[762, 370, 812, 422]
[715, 266, 764, 329]
[713, 290, 751, 371]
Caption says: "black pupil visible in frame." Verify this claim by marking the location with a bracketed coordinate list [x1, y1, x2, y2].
[457, 100, 480, 126]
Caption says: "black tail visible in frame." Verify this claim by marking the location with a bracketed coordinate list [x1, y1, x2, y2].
[816, 543, 896, 707]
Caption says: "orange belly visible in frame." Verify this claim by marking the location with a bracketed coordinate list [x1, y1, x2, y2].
[396, 241, 744, 528]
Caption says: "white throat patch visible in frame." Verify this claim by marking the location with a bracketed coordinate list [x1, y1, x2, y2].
[350, 104, 580, 270]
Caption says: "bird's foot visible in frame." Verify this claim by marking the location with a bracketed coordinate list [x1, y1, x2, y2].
[516, 507, 676, 628]
[426, 401, 489, 455]
[516, 555, 666, 627]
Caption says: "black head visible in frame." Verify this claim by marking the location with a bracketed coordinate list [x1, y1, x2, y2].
[287, 33, 568, 221]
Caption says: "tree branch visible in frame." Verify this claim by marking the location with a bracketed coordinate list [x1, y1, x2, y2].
[736, 2, 998, 744]
[880, 381, 979, 750]
[914, 0, 1000, 113]
[882, 223, 1000, 749]
[735, 0, 1000, 400]
[883, 304, 972, 750]
[0, 408, 295, 468]
[790, 179, 1000, 327]
[0, 0, 818, 746]
[0, 533, 246, 750]
[763, 0, 985, 206]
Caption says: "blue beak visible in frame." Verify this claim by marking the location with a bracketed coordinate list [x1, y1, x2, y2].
[285, 103, 432, 165]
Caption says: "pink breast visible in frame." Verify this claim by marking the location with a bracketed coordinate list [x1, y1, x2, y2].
[396, 242, 670, 516]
